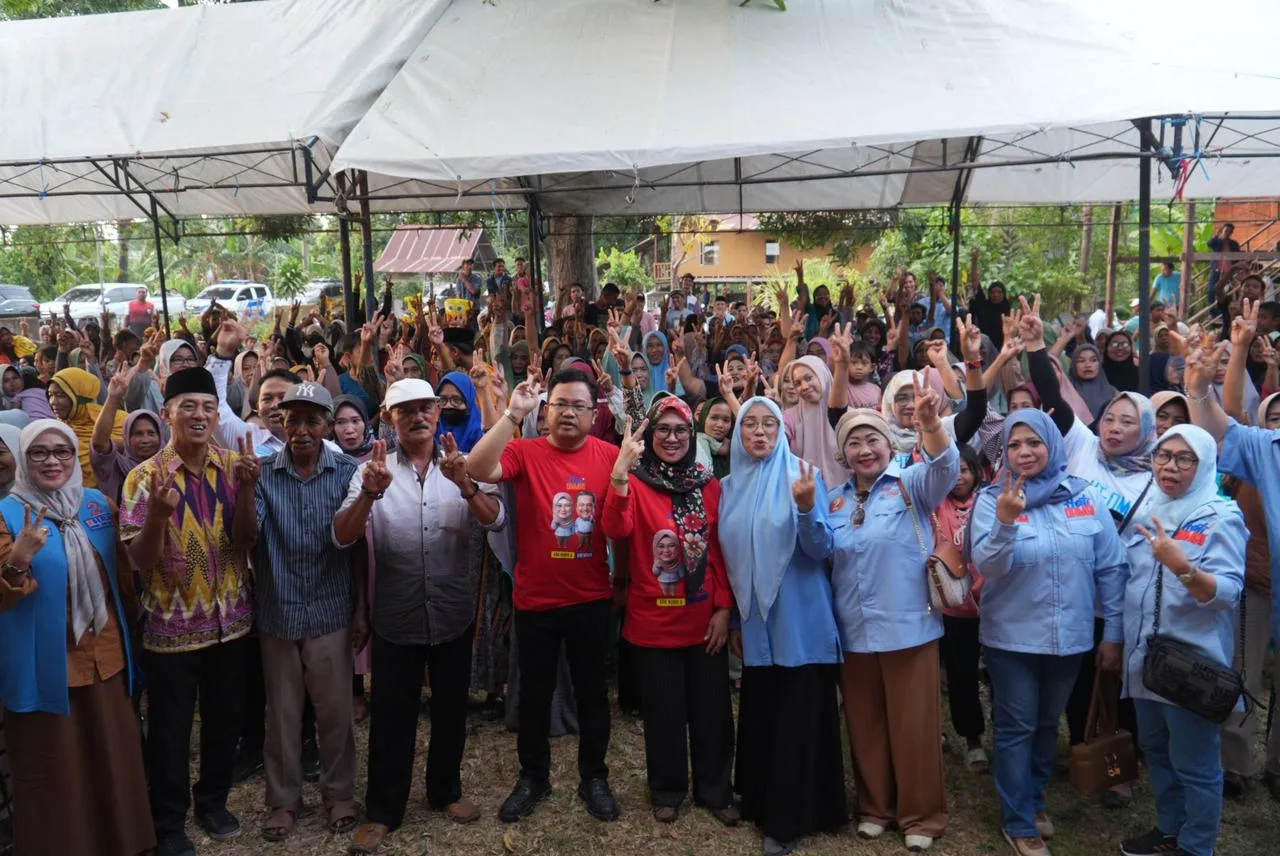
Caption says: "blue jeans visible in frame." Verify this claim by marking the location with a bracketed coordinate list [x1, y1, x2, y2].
[985, 648, 1083, 838]
[1133, 699, 1222, 856]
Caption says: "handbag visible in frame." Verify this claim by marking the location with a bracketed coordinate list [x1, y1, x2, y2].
[1141, 561, 1250, 724]
[902, 482, 974, 611]
[1069, 669, 1138, 795]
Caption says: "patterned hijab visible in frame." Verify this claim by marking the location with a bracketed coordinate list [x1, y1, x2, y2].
[633, 394, 713, 597]
[1098, 392, 1156, 476]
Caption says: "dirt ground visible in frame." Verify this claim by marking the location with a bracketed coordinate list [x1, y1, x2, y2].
[185, 689, 1280, 856]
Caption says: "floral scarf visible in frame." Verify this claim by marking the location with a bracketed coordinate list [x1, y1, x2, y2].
[632, 395, 714, 597]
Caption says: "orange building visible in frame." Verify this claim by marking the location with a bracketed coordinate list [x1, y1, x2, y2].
[1212, 198, 1280, 251]
[661, 214, 869, 295]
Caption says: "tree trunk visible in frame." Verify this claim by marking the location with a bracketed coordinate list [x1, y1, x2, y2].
[547, 215, 597, 299]
[1075, 206, 1093, 313]
[1104, 203, 1122, 320]
[117, 220, 130, 282]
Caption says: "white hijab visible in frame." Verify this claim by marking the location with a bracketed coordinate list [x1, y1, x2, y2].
[12, 420, 108, 644]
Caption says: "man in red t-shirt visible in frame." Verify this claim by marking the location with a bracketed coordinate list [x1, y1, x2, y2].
[126, 287, 155, 338]
[468, 366, 622, 824]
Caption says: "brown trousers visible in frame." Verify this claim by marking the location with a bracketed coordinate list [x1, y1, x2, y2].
[841, 640, 948, 838]
[261, 628, 356, 808]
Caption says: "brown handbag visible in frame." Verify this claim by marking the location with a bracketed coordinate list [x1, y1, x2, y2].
[1068, 669, 1138, 795]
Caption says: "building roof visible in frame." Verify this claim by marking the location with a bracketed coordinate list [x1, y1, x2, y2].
[374, 226, 483, 275]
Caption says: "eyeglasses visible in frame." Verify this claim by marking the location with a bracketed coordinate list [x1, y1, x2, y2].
[26, 446, 75, 462]
[653, 425, 692, 439]
[741, 417, 779, 433]
[169, 354, 198, 368]
[438, 395, 467, 408]
[1153, 450, 1199, 471]
[852, 490, 870, 525]
[548, 402, 594, 414]
[893, 392, 916, 406]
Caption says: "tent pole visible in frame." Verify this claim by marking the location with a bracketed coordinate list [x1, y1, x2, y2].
[359, 172, 376, 320]
[528, 197, 545, 338]
[150, 198, 172, 338]
[339, 217, 355, 324]
[950, 201, 961, 344]
[1137, 118, 1153, 396]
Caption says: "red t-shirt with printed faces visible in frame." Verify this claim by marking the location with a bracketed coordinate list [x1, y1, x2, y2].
[500, 435, 618, 612]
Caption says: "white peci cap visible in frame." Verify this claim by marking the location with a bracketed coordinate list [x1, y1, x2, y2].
[384, 379, 437, 410]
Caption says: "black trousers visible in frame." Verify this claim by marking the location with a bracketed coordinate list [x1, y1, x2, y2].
[631, 643, 734, 808]
[240, 633, 316, 756]
[942, 615, 987, 739]
[515, 599, 612, 783]
[144, 637, 248, 839]
[1066, 618, 1139, 749]
[365, 625, 474, 830]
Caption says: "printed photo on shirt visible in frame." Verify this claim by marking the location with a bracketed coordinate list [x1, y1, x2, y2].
[652, 529, 684, 596]
[575, 491, 596, 548]
[551, 491, 576, 549]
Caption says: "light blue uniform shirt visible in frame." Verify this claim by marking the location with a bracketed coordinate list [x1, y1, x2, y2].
[819, 444, 960, 654]
[971, 485, 1129, 655]
[1119, 504, 1245, 706]
[738, 483, 843, 669]
[1218, 419, 1280, 643]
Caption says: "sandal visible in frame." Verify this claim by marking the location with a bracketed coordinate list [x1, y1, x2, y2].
[327, 800, 359, 834]
[966, 747, 990, 773]
[262, 804, 301, 842]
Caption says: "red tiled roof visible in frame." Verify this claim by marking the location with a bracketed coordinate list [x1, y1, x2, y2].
[374, 226, 483, 275]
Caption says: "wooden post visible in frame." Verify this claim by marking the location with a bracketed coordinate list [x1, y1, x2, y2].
[1104, 202, 1122, 322]
[1181, 201, 1196, 311]
[1076, 205, 1093, 313]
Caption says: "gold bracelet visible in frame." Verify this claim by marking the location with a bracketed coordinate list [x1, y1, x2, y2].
[920, 423, 943, 434]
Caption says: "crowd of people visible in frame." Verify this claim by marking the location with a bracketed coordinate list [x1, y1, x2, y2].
[0, 252, 1277, 856]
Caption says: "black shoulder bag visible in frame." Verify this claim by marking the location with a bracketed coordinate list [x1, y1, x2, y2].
[1141, 560, 1251, 724]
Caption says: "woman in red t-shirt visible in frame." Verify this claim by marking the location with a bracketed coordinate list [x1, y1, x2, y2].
[602, 394, 737, 826]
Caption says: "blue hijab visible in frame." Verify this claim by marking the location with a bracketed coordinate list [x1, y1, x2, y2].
[719, 397, 802, 622]
[642, 331, 681, 405]
[435, 371, 485, 453]
[993, 408, 1088, 510]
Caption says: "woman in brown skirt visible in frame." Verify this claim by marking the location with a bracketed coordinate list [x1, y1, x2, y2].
[0, 419, 154, 856]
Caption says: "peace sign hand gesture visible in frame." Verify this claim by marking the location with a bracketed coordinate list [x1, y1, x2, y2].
[361, 440, 393, 494]
[1135, 515, 1191, 574]
[509, 378, 543, 419]
[995, 469, 1028, 525]
[791, 459, 819, 513]
[612, 417, 649, 480]
[233, 437, 261, 487]
[958, 316, 984, 363]
[1230, 297, 1258, 350]
[439, 433, 470, 489]
[146, 467, 181, 522]
[9, 504, 51, 568]
[1016, 294, 1044, 348]
[912, 371, 943, 430]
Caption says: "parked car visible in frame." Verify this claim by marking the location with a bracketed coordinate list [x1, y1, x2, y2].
[186, 280, 274, 321]
[0, 284, 40, 320]
[299, 278, 344, 305]
[45, 282, 185, 324]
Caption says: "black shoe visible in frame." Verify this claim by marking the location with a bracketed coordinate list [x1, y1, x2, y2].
[1119, 828, 1179, 856]
[302, 738, 321, 783]
[1265, 770, 1280, 802]
[196, 808, 243, 841]
[498, 776, 552, 823]
[231, 749, 264, 785]
[1223, 773, 1246, 799]
[155, 833, 197, 856]
[578, 777, 620, 821]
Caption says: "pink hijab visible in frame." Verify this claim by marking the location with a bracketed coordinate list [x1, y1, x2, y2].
[781, 355, 848, 489]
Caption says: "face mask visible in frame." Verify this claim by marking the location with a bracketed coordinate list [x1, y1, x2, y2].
[439, 408, 469, 426]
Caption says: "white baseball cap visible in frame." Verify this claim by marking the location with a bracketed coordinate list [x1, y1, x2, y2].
[384, 379, 437, 410]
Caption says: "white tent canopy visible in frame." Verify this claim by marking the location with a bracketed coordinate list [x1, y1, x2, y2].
[0, 0, 476, 225]
[333, 0, 1280, 215]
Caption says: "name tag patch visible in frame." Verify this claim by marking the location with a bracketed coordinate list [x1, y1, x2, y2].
[1064, 495, 1096, 519]
[1174, 522, 1209, 547]
[84, 513, 113, 531]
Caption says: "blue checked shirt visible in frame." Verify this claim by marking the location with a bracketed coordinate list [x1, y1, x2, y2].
[253, 444, 361, 640]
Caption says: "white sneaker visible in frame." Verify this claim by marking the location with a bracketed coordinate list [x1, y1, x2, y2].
[1035, 813, 1055, 840]
[857, 822, 885, 840]
[905, 834, 933, 852]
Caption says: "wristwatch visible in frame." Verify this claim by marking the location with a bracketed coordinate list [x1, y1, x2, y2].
[1177, 567, 1199, 585]
[503, 408, 522, 428]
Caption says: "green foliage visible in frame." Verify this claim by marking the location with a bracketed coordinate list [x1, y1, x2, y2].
[752, 257, 875, 312]
[0, 0, 161, 19]
[269, 256, 306, 298]
[595, 248, 653, 290]
[758, 210, 898, 265]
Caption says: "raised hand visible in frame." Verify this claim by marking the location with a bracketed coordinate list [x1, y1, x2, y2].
[439, 433, 470, 488]
[791, 459, 818, 512]
[1135, 515, 1191, 573]
[508, 377, 543, 419]
[233, 437, 261, 487]
[469, 364, 492, 394]
[312, 342, 331, 369]
[788, 310, 805, 342]
[106, 364, 135, 400]
[215, 319, 246, 355]
[1183, 340, 1228, 395]
[612, 417, 649, 478]
[885, 322, 902, 352]
[147, 467, 181, 520]
[361, 440, 393, 494]
[958, 316, 984, 363]
[9, 504, 51, 568]
[925, 339, 950, 369]
[607, 327, 633, 366]
[1016, 294, 1044, 347]
[1230, 298, 1258, 350]
[593, 360, 614, 396]
[717, 364, 737, 399]
[995, 469, 1028, 525]
[912, 371, 943, 429]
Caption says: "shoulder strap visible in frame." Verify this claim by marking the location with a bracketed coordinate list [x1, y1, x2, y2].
[1117, 476, 1154, 535]
[898, 478, 928, 557]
